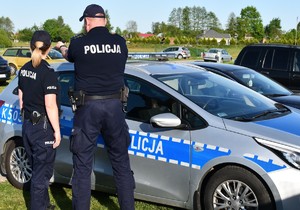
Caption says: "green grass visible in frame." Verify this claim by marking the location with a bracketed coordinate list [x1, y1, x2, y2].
[0, 181, 178, 210]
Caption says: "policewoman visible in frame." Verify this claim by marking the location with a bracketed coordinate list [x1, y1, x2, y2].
[56, 4, 135, 210]
[18, 30, 61, 210]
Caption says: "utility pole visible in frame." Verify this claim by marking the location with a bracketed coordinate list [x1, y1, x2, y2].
[296, 17, 298, 45]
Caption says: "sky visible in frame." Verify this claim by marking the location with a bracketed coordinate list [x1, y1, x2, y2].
[1, 1, 300, 34]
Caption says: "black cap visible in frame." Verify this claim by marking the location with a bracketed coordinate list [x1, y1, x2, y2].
[30, 30, 51, 46]
[79, 4, 105, 21]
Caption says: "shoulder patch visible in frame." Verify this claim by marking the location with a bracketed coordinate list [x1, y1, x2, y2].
[44, 63, 54, 72]
[71, 33, 85, 40]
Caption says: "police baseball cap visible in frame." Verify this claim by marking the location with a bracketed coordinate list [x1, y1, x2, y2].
[30, 30, 51, 46]
[79, 4, 105, 21]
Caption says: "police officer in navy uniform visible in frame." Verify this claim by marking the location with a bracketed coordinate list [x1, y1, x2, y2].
[56, 4, 135, 210]
[18, 30, 61, 210]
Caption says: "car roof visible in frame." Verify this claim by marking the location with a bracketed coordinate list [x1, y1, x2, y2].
[192, 61, 249, 73]
[246, 43, 300, 49]
[5, 46, 29, 49]
[51, 60, 206, 75]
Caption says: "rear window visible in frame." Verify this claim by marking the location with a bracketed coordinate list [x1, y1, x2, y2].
[209, 49, 218, 53]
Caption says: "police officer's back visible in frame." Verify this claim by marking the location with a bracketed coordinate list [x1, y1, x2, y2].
[56, 4, 135, 210]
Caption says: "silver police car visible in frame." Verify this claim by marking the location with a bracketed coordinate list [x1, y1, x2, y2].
[1, 61, 300, 210]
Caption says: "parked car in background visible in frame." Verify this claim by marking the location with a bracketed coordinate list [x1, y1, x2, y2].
[2, 47, 66, 75]
[1, 61, 300, 209]
[203, 48, 232, 63]
[0, 55, 11, 84]
[192, 62, 300, 109]
[162, 46, 191, 59]
[234, 44, 300, 93]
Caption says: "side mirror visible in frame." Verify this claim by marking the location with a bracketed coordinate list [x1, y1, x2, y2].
[150, 113, 181, 128]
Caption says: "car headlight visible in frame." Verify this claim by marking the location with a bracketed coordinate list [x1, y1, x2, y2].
[255, 137, 300, 169]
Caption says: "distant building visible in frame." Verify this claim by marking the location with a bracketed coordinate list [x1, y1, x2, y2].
[138, 33, 155, 38]
[197, 29, 231, 45]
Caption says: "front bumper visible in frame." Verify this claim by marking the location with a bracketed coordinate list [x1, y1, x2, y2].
[269, 168, 300, 210]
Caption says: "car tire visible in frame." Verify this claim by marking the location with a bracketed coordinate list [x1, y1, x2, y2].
[177, 54, 183, 59]
[9, 64, 17, 75]
[4, 139, 31, 190]
[203, 165, 274, 210]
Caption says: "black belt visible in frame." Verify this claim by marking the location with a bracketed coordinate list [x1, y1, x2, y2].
[85, 93, 120, 101]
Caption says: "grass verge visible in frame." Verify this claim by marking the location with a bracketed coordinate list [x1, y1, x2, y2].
[0, 181, 178, 210]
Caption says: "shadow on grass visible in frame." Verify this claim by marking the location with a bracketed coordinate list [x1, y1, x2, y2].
[91, 190, 120, 210]
[49, 183, 120, 210]
[50, 183, 72, 210]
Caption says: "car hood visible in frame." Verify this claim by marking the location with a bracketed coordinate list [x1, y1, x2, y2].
[223, 111, 300, 148]
[271, 94, 300, 109]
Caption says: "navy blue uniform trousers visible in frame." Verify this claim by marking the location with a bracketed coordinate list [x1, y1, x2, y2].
[70, 99, 135, 210]
[22, 119, 56, 210]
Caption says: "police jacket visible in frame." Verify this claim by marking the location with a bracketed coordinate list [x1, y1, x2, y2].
[18, 60, 59, 119]
[67, 27, 128, 96]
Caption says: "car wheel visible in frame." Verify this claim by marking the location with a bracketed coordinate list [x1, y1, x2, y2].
[9, 64, 17, 75]
[177, 54, 183, 59]
[203, 165, 274, 210]
[5, 139, 31, 190]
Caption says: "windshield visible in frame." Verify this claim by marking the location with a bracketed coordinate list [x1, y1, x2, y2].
[153, 71, 289, 120]
[229, 69, 292, 96]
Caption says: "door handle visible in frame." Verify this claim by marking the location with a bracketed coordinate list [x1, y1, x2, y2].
[292, 74, 300, 79]
[261, 71, 270, 75]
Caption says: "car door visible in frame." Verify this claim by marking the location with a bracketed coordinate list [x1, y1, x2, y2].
[93, 75, 193, 202]
[54, 72, 75, 179]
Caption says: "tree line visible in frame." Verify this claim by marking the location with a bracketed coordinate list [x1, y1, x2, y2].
[0, 5, 299, 47]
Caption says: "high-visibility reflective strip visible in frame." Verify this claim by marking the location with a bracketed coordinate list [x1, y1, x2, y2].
[244, 153, 286, 172]
[0, 104, 287, 172]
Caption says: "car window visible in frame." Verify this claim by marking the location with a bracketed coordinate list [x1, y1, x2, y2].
[263, 49, 273, 69]
[231, 70, 291, 95]
[19, 49, 31, 57]
[155, 72, 277, 120]
[294, 51, 300, 72]
[48, 49, 64, 59]
[3, 49, 18, 56]
[209, 49, 218, 53]
[240, 49, 260, 69]
[263, 48, 289, 71]
[125, 76, 174, 122]
[272, 49, 289, 71]
[57, 72, 74, 106]
[125, 76, 206, 128]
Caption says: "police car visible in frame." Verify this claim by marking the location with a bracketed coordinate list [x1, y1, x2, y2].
[1, 61, 300, 210]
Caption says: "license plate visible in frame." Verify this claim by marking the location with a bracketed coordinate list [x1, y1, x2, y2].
[0, 74, 6, 78]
